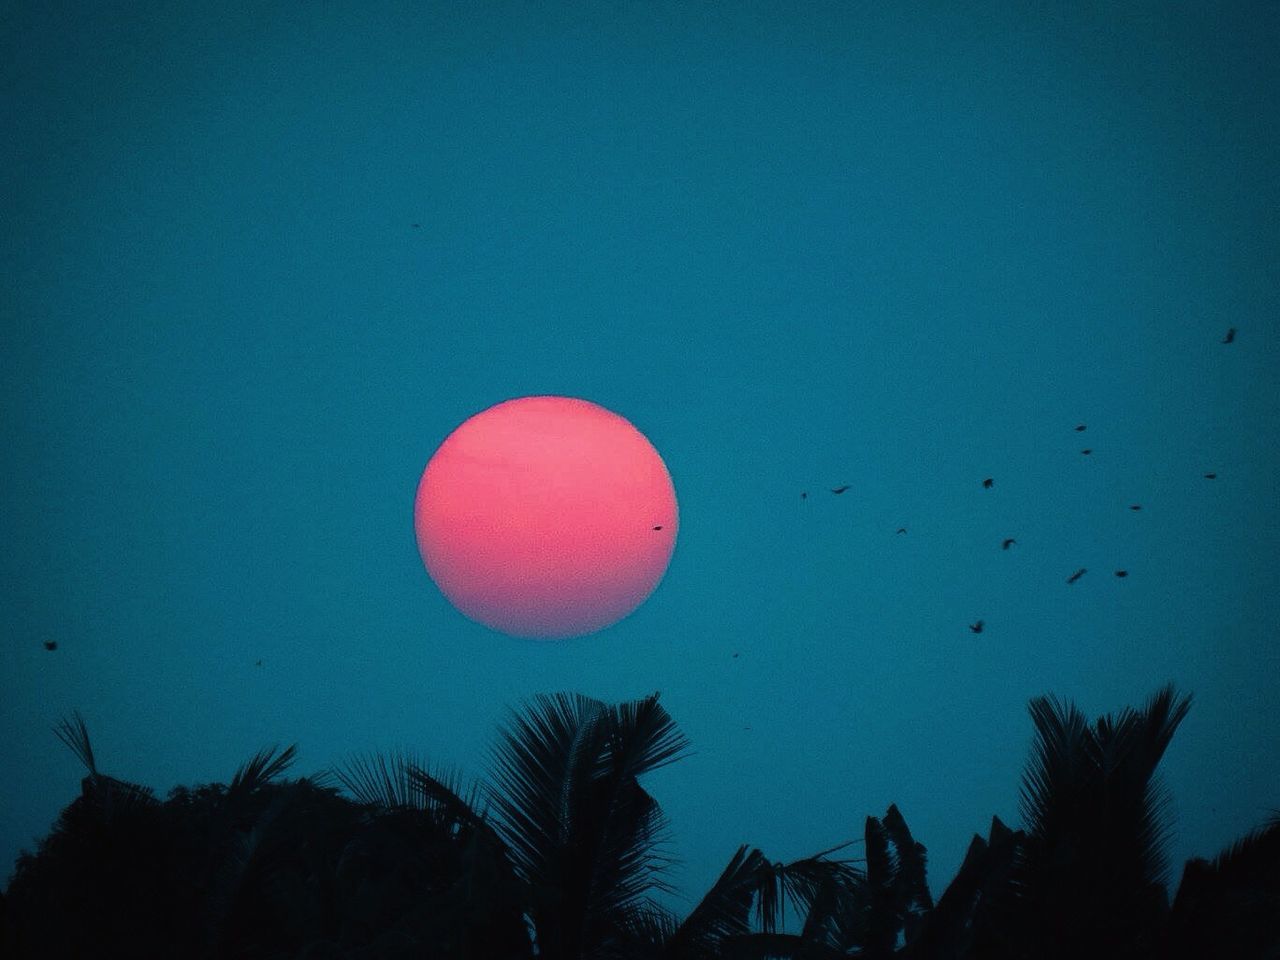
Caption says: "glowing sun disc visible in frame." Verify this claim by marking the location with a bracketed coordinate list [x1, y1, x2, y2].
[413, 396, 678, 639]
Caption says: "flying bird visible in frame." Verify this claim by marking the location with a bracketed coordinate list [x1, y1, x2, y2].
[254, 659, 263, 667]
[969, 620, 984, 634]
[982, 478, 994, 489]
[800, 491, 808, 499]
[896, 527, 907, 535]
[830, 485, 850, 494]
[1115, 570, 1129, 578]
[732, 652, 740, 659]
[1075, 424, 1087, 432]
[43, 640, 57, 651]
[1081, 449, 1092, 455]
[411, 223, 421, 228]
[1203, 473, 1217, 479]
[1222, 327, 1236, 344]
[652, 525, 663, 531]
[1067, 568, 1087, 584]
[1002, 538, 1017, 550]
[1130, 504, 1142, 511]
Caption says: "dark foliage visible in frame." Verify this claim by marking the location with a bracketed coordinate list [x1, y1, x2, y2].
[3, 686, 1278, 960]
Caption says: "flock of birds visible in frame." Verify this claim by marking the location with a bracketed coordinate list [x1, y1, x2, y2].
[794, 327, 1239, 637]
[39, 328, 1241, 655]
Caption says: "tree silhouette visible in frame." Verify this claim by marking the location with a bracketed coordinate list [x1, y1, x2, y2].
[1161, 812, 1280, 959]
[484, 691, 687, 959]
[4, 686, 1279, 959]
[999, 684, 1191, 960]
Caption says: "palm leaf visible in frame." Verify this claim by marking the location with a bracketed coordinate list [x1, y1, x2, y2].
[332, 751, 425, 809]
[487, 691, 687, 959]
[662, 845, 767, 958]
[52, 711, 157, 818]
[53, 712, 97, 775]
[229, 744, 298, 797]
[487, 692, 605, 881]
[407, 762, 487, 826]
[610, 692, 690, 781]
[882, 804, 932, 944]
[862, 814, 900, 958]
[1018, 693, 1091, 840]
[1166, 816, 1280, 958]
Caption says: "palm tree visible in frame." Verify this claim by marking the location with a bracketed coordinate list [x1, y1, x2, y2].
[912, 816, 1022, 960]
[329, 751, 533, 957]
[5, 713, 189, 957]
[998, 683, 1192, 960]
[9, 685, 1278, 959]
[1162, 812, 1280, 959]
[483, 691, 688, 960]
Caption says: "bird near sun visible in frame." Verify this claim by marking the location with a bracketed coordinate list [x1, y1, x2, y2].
[413, 395, 678, 640]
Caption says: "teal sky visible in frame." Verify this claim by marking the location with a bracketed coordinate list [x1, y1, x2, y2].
[3, 1, 1278, 908]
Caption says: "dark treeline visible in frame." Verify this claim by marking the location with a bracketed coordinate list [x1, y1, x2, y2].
[2, 685, 1277, 959]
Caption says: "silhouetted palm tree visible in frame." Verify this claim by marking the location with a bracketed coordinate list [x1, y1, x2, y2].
[329, 751, 533, 957]
[484, 691, 688, 960]
[3, 713, 186, 957]
[999, 684, 1191, 960]
[1162, 812, 1280, 960]
[902, 815, 1023, 960]
[6, 687, 1280, 960]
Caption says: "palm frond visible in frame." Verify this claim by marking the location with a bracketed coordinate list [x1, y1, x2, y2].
[861, 814, 900, 958]
[487, 691, 609, 884]
[407, 762, 487, 825]
[610, 692, 690, 781]
[911, 815, 1023, 957]
[1011, 687, 1193, 957]
[620, 903, 681, 953]
[1019, 693, 1091, 840]
[1166, 816, 1280, 957]
[53, 712, 96, 775]
[1208, 816, 1280, 882]
[883, 804, 932, 911]
[52, 712, 157, 818]
[487, 691, 693, 959]
[882, 804, 932, 944]
[229, 744, 298, 797]
[331, 751, 428, 809]
[663, 846, 769, 958]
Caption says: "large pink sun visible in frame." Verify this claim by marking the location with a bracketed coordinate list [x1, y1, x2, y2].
[413, 396, 678, 639]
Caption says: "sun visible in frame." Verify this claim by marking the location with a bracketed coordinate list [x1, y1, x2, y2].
[413, 396, 678, 639]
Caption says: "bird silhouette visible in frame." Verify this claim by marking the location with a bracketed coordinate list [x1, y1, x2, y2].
[982, 478, 994, 489]
[1081, 448, 1092, 455]
[732, 652, 740, 659]
[1067, 568, 1087, 584]
[1204, 472, 1217, 479]
[43, 640, 57, 651]
[1222, 327, 1236, 344]
[1115, 570, 1129, 578]
[830, 485, 850, 494]
[969, 620, 984, 634]
[1130, 504, 1142, 511]
[254, 659, 263, 667]
[411, 223, 421, 228]
[800, 491, 808, 499]
[652, 525, 663, 531]
[1002, 538, 1017, 550]
[1075, 424, 1087, 431]
[896, 527, 907, 535]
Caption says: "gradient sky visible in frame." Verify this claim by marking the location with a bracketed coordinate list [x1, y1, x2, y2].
[3, 0, 1278, 911]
